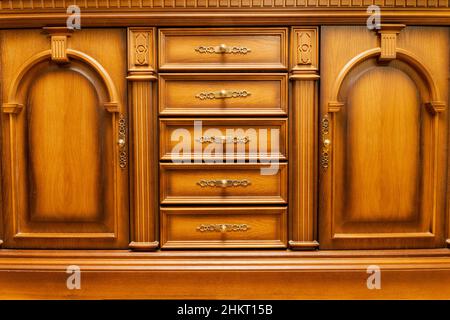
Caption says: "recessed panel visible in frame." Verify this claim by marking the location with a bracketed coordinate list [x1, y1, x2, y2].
[28, 69, 104, 222]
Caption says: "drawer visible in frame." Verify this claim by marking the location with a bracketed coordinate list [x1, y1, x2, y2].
[159, 73, 288, 116]
[158, 28, 288, 70]
[160, 163, 288, 204]
[160, 118, 288, 161]
[160, 207, 287, 249]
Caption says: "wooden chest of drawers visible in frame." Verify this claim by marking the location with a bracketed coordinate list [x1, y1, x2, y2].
[158, 28, 289, 249]
[0, 3, 449, 299]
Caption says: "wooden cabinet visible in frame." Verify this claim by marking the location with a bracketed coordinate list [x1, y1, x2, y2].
[0, 3, 449, 299]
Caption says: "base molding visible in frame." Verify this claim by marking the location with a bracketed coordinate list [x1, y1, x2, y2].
[1, 249, 450, 299]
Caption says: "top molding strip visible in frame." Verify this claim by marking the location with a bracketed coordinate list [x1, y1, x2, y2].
[0, 1, 448, 27]
[1, 0, 448, 10]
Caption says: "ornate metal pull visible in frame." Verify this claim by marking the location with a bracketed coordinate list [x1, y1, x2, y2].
[118, 114, 127, 169]
[321, 114, 330, 169]
[195, 89, 250, 100]
[195, 44, 251, 54]
[197, 179, 251, 188]
[195, 135, 250, 144]
[196, 223, 250, 233]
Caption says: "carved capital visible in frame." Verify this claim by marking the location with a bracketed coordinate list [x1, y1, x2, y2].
[290, 27, 319, 75]
[128, 28, 156, 74]
[104, 102, 120, 113]
[43, 27, 73, 64]
[376, 24, 405, 62]
[328, 101, 344, 113]
[2, 103, 23, 114]
[425, 101, 446, 115]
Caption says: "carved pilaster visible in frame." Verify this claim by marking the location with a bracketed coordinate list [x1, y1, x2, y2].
[448, 117, 450, 248]
[289, 27, 319, 250]
[127, 28, 159, 251]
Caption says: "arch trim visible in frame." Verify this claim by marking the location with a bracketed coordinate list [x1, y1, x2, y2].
[2, 49, 120, 113]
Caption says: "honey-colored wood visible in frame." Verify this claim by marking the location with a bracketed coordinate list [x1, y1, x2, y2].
[160, 163, 288, 205]
[2, 1, 448, 11]
[1, 249, 450, 299]
[127, 28, 159, 251]
[159, 73, 288, 116]
[0, 6, 449, 300]
[160, 207, 287, 249]
[160, 118, 288, 161]
[0, 3, 449, 28]
[158, 28, 288, 71]
[289, 27, 319, 251]
[0, 29, 129, 249]
[319, 26, 449, 249]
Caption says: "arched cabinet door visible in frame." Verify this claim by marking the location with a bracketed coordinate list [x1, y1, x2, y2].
[319, 26, 449, 250]
[0, 29, 129, 249]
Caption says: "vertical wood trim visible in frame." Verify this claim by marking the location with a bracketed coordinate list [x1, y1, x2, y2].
[289, 26, 320, 250]
[127, 27, 159, 251]
[289, 79, 319, 250]
[447, 64, 450, 248]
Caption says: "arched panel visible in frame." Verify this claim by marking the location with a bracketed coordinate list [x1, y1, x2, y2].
[27, 68, 104, 222]
[319, 26, 448, 250]
[344, 67, 421, 222]
[0, 28, 129, 249]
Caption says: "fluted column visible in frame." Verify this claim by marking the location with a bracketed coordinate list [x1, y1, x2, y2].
[288, 27, 320, 250]
[127, 28, 159, 251]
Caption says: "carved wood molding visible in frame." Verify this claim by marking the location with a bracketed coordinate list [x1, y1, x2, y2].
[328, 30, 446, 114]
[290, 27, 318, 75]
[2, 29, 122, 114]
[0, 0, 448, 10]
[128, 28, 156, 75]
[0, 11, 449, 27]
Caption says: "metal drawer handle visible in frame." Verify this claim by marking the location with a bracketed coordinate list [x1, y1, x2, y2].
[197, 179, 251, 188]
[195, 89, 251, 100]
[195, 44, 251, 54]
[195, 135, 250, 144]
[196, 223, 251, 233]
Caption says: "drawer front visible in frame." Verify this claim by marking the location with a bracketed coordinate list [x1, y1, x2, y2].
[159, 74, 288, 116]
[160, 118, 288, 161]
[160, 163, 288, 204]
[161, 207, 287, 249]
[158, 28, 288, 70]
